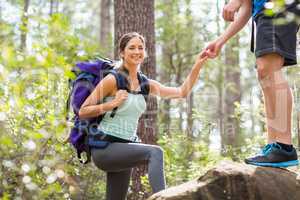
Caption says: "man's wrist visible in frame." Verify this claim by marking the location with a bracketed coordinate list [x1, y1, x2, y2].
[217, 37, 226, 48]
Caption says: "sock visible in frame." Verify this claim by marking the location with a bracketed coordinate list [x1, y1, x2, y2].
[276, 142, 293, 152]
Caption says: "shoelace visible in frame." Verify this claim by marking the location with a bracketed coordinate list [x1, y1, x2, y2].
[261, 143, 281, 156]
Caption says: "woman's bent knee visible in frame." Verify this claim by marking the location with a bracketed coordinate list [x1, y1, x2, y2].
[150, 146, 164, 160]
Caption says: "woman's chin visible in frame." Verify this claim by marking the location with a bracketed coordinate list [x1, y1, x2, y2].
[131, 61, 143, 66]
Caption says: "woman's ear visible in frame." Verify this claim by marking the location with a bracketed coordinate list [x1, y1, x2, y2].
[120, 52, 124, 59]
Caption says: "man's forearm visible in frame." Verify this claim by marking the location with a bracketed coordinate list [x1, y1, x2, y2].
[219, 0, 252, 45]
[228, 0, 243, 8]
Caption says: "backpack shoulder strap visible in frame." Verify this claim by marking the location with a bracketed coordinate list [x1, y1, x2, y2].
[105, 70, 128, 118]
[107, 69, 128, 90]
[137, 72, 150, 96]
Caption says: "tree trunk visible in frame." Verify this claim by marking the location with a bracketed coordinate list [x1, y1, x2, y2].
[49, 0, 59, 16]
[50, 0, 54, 16]
[184, 1, 194, 138]
[215, 0, 226, 155]
[218, 67, 225, 154]
[159, 35, 172, 136]
[297, 112, 300, 150]
[159, 50, 171, 135]
[114, 1, 157, 199]
[223, 36, 241, 159]
[0, 2, 2, 20]
[160, 98, 171, 135]
[175, 61, 183, 133]
[20, 0, 30, 51]
[187, 92, 194, 137]
[100, 0, 112, 57]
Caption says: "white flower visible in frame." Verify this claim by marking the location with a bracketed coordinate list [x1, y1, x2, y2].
[64, 193, 70, 198]
[26, 182, 38, 190]
[9, 71, 18, 79]
[42, 166, 51, 174]
[36, 53, 45, 63]
[55, 169, 65, 178]
[22, 176, 31, 184]
[25, 88, 36, 100]
[0, 112, 7, 121]
[16, 55, 24, 62]
[0, 64, 4, 74]
[53, 120, 60, 126]
[23, 140, 36, 151]
[21, 164, 31, 173]
[39, 129, 50, 139]
[77, 50, 86, 57]
[52, 67, 64, 74]
[46, 173, 57, 184]
[2, 160, 15, 168]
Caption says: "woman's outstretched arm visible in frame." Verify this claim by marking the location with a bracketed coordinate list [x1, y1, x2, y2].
[149, 52, 208, 98]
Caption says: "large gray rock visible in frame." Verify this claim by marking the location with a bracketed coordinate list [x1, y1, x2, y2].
[148, 161, 300, 200]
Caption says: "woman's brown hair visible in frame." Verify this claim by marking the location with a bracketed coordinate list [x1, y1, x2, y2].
[117, 32, 146, 90]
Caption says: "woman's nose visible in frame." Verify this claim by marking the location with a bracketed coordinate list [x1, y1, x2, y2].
[133, 48, 140, 53]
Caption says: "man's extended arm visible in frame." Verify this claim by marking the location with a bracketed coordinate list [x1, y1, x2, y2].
[205, 0, 252, 58]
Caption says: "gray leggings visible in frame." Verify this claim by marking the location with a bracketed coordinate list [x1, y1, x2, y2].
[91, 142, 166, 200]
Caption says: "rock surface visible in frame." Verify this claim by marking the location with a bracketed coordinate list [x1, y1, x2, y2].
[148, 161, 300, 200]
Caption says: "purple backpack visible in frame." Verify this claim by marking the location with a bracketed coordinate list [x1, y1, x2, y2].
[67, 58, 150, 163]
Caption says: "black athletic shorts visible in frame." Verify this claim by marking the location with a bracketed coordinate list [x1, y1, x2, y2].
[254, 2, 300, 66]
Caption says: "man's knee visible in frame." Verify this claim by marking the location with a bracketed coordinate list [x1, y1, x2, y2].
[256, 53, 284, 81]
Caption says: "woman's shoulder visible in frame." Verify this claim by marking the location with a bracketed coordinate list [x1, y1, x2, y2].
[102, 73, 118, 84]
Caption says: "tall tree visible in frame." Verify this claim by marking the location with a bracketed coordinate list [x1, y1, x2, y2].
[159, 47, 172, 135]
[20, 0, 30, 51]
[157, 0, 173, 136]
[100, 0, 112, 57]
[49, 0, 59, 16]
[185, 1, 194, 137]
[223, 36, 241, 158]
[298, 112, 300, 149]
[216, 0, 242, 158]
[215, 0, 226, 154]
[114, 0, 157, 199]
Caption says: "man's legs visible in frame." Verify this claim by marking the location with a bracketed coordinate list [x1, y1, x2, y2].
[256, 53, 292, 145]
[244, 1, 299, 167]
[245, 53, 298, 167]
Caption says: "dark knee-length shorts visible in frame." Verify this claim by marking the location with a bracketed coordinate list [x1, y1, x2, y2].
[254, 2, 300, 66]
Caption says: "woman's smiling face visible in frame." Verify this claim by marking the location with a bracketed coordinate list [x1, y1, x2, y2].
[121, 36, 146, 67]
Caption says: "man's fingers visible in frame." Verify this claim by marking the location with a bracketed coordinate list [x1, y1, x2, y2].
[224, 11, 230, 21]
[199, 51, 208, 59]
[206, 50, 217, 58]
[223, 9, 235, 22]
[228, 12, 234, 21]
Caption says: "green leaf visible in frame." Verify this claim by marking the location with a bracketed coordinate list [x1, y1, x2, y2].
[0, 135, 14, 148]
